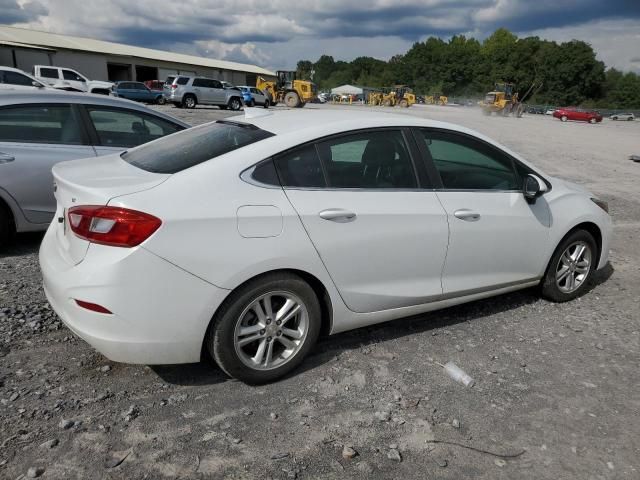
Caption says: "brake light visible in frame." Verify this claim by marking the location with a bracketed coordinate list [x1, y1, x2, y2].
[68, 206, 161, 247]
[171, 84, 178, 89]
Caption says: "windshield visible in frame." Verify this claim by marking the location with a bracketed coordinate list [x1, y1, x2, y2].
[121, 121, 275, 174]
[484, 94, 495, 103]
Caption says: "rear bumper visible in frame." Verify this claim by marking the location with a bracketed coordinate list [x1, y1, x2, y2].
[39, 224, 229, 364]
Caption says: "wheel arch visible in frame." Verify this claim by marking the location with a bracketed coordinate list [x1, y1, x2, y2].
[0, 189, 18, 232]
[552, 222, 603, 269]
[201, 268, 334, 359]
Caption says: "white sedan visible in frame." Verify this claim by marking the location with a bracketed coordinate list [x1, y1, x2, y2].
[40, 109, 612, 383]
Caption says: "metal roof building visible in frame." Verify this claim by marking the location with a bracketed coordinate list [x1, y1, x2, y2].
[0, 25, 275, 86]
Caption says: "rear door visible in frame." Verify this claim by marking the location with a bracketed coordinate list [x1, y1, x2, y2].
[35, 67, 61, 86]
[82, 106, 184, 155]
[415, 128, 550, 295]
[277, 128, 449, 313]
[0, 104, 96, 224]
[209, 79, 226, 103]
[61, 69, 88, 92]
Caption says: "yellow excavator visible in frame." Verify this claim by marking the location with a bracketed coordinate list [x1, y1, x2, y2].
[256, 71, 317, 108]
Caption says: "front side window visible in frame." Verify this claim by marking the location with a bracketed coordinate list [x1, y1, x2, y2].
[121, 120, 273, 174]
[0, 104, 82, 144]
[87, 107, 183, 149]
[2, 71, 35, 86]
[317, 130, 417, 188]
[62, 70, 85, 82]
[274, 144, 326, 188]
[418, 130, 519, 190]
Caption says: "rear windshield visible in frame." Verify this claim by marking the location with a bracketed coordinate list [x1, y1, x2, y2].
[121, 121, 275, 174]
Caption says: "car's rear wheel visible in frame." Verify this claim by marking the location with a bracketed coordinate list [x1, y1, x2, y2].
[157, 96, 166, 105]
[183, 95, 197, 109]
[561, 115, 568, 122]
[263, 99, 270, 109]
[589, 117, 597, 124]
[207, 273, 321, 384]
[541, 229, 597, 302]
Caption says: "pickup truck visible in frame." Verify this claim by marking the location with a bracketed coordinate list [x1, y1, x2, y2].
[164, 76, 244, 110]
[32, 65, 113, 95]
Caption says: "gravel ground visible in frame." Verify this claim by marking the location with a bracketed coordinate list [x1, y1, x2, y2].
[1, 103, 639, 480]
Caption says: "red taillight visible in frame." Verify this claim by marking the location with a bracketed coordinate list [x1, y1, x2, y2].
[171, 84, 178, 89]
[68, 206, 161, 248]
[75, 300, 112, 314]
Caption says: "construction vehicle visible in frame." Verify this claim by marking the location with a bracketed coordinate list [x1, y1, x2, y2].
[425, 93, 447, 106]
[379, 85, 416, 108]
[256, 71, 317, 108]
[480, 82, 544, 117]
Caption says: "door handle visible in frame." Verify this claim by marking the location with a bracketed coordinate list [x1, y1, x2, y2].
[319, 208, 357, 223]
[453, 209, 481, 221]
[0, 153, 15, 164]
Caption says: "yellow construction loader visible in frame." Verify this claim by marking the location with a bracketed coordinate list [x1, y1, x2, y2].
[425, 93, 447, 106]
[256, 71, 317, 108]
[380, 86, 416, 107]
[480, 82, 525, 117]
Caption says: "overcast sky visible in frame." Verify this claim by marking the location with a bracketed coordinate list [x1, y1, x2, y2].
[3, 0, 640, 72]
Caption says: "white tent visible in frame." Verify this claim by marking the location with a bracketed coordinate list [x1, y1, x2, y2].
[331, 84, 363, 95]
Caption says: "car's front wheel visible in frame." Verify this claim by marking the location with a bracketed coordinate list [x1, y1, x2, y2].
[207, 273, 321, 384]
[541, 229, 597, 302]
[263, 99, 270, 109]
[561, 115, 568, 122]
[183, 95, 197, 109]
[589, 117, 597, 124]
[228, 98, 242, 111]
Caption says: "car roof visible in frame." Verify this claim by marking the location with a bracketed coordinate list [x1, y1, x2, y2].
[0, 66, 29, 73]
[0, 90, 190, 127]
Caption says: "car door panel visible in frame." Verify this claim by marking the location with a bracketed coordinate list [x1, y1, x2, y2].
[436, 191, 550, 294]
[285, 190, 449, 312]
[0, 142, 96, 223]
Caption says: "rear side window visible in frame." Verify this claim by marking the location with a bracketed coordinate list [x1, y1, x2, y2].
[176, 77, 189, 86]
[192, 78, 207, 87]
[274, 144, 326, 188]
[121, 121, 274, 174]
[39, 68, 59, 79]
[0, 104, 83, 144]
[87, 107, 183, 148]
[165, 76, 175, 85]
[316, 130, 417, 188]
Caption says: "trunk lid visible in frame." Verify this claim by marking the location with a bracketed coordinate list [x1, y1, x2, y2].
[52, 153, 169, 264]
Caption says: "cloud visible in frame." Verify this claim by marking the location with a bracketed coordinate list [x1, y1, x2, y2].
[5, 0, 640, 71]
[0, 0, 47, 23]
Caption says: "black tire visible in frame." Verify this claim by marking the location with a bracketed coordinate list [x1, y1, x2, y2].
[263, 99, 270, 109]
[182, 94, 197, 109]
[207, 272, 321, 384]
[156, 96, 166, 105]
[248, 99, 255, 107]
[589, 117, 597, 124]
[561, 115, 568, 122]
[0, 202, 14, 249]
[540, 229, 597, 302]
[228, 97, 242, 111]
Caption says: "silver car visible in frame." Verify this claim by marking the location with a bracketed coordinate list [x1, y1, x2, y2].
[164, 76, 244, 110]
[0, 90, 189, 247]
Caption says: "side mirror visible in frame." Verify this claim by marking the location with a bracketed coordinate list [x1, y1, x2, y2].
[523, 174, 548, 202]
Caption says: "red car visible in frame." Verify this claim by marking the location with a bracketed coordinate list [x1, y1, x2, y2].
[553, 107, 602, 124]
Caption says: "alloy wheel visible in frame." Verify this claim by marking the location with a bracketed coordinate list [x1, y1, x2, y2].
[555, 241, 592, 293]
[233, 291, 309, 371]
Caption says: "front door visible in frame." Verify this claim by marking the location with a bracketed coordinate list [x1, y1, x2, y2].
[276, 129, 449, 313]
[415, 128, 551, 295]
